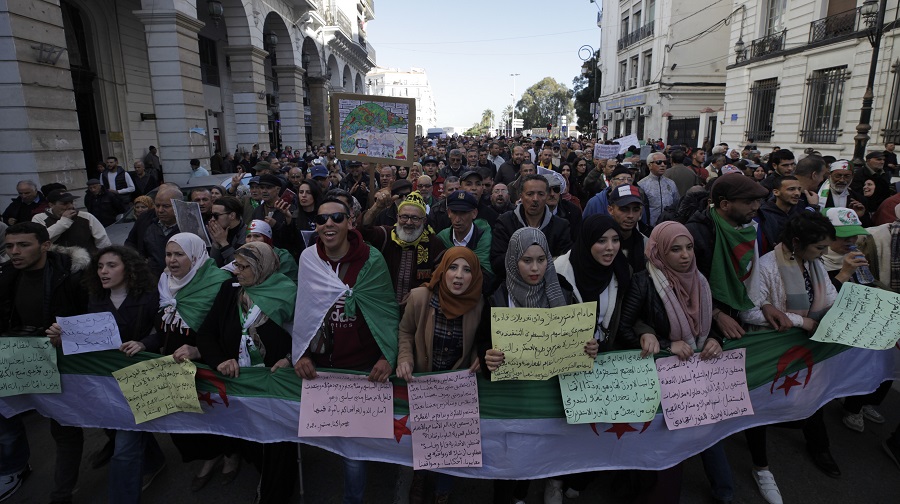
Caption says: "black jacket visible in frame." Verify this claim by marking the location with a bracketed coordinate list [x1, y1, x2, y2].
[88, 290, 161, 351]
[684, 208, 716, 280]
[0, 247, 90, 333]
[430, 199, 499, 235]
[617, 269, 724, 351]
[125, 211, 179, 279]
[84, 188, 125, 227]
[496, 161, 521, 186]
[554, 199, 583, 243]
[489, 206, 573, 286]
[196, 280, 293, 369]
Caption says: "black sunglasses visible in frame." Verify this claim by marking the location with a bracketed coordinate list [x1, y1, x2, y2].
[314, 212, 349, 225]
[651, 160, 667, 165]
[550, 186, 562, 193]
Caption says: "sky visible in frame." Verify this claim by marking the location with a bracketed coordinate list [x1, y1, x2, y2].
[365, 0, 602, 131]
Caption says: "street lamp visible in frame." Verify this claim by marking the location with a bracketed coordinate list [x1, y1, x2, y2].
[579, 45, 599, 138]
[510, 73, 520, 137]
[207, 0, 224, 25]
[852, 0, 888, 169]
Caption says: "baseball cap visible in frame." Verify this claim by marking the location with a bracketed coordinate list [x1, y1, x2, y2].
[710, 173, 769, 202]
[421, 156, 438, 165]
[86, 178, 101, 185]
[391, 179, 413, 196]
[866, 151, 885, 160]
[823, 207, 870, 238]
[347, 160, 363, 168]
[310, 165, 329, 179]
[248, 176, 261, 185]
[720, 165, 742, 176]
[446, 190, 478, 212]
[460, 170, 483, 182]
[609, 184, 643, 206]
[47, 190, 76, 203]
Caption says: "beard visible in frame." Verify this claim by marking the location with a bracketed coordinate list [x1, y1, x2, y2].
[396, 223, 425, 243]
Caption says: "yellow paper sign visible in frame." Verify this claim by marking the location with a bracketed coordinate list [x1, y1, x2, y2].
[112, 356, 203, 424]
[490, 302, 597, 381]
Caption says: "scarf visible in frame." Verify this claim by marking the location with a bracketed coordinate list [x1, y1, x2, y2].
[774, 244, 831, 321]
[291, 241, 400, 365]
[570, 215, 631, 303]
[158, 233, 230, 332]
[821, 247, 845, 273]
[709, 209, 757, 310]
[425, 247, 483, 319]
[645, 222, 712, 349]
[236, 242, 297, 327]
[505, 227, 566, 308]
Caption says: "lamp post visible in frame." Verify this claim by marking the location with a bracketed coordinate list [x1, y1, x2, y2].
[579, 44, 599, 138]
[510, 73, 520, 137]
[852, 0, 888, 169]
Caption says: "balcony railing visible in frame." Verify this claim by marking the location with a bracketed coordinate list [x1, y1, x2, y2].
[749, 30, 786, 59]
[337, 10, 352, 38]
[366, 42, 376, 62]
[809, 7, 860, 44]
[617, 21, 654, 51]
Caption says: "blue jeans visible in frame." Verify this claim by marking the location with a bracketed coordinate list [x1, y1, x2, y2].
[108, 430, 165, 504]
[342, 457, 367, 504]
[700, 441, 734, 501]
[0, 413, 29, 476]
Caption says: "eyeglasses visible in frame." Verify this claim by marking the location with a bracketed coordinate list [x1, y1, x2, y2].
[651, 160, 667, 165]
[549, 186, 562, 193]
[418, 183, 433, 189]
[210, 213, 222, 219]
[398, 214, 424, 223]
[314, 212, 348, 225]
[234, 263, 250, 272]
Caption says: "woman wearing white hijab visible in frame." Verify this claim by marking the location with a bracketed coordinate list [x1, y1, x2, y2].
[156, 232, 237, 490]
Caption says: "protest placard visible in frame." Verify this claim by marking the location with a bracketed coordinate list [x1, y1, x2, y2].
[0, 337, 60, 397]
[594, 143, 619, 160]
[173, 199, 210, 245]
[57, 312, 122, 355]
[407, 370, 482, 469]
[490, 302, 596, 381]
[298, 372, 393, 438]
[656, 349, 753, 430]
[559, 350, 660, 424]
[613, 134, 639, 154]
[112, 356, 202, 424]
[811, 282, 900, 350]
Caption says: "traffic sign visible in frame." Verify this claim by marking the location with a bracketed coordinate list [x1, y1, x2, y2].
[600, 125, 609, 134]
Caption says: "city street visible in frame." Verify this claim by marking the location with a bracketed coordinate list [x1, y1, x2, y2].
[8, 389, 900, 503]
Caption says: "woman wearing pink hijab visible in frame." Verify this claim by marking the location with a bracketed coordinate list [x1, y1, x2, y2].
[618, 220, 731, 504]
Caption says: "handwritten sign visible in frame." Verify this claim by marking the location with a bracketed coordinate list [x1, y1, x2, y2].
[594, 143, 619, 160]
[407, 371, 482, 469]
[490, 302, 596, 381]
[613, 134, 639, 154]
[173, 199, 211, 245]
[56, 312, 122, 355]
[0, 337, 61, 397]
[558, 351, 660, 424]
[112, 356, 203, 424]
[812, 282, 900, 350]
[298, 372, 393, 438]
[656, 349, 753, 430]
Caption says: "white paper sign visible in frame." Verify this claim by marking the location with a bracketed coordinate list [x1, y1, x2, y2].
[56, 312, 123, 355]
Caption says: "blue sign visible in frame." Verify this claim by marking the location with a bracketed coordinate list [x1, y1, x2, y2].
[604, 94, 647, 111]
[731, 113, 738, 121]
[561, 126, 568, 133]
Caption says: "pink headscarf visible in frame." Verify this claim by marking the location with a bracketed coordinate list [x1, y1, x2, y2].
[644, 221, 712, 348]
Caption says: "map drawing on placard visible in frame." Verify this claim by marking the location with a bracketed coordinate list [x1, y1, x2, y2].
[332, 93, 415, 166]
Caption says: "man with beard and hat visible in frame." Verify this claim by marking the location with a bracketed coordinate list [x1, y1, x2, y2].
[359, 191, 446, 305]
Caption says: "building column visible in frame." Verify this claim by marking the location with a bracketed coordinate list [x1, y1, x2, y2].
[134, 9, 208, 185]
[0, 0, 85, 198]
[225, 45, 270, 153]
[307, 76, 330, 146]
[273, 65, 307, 151]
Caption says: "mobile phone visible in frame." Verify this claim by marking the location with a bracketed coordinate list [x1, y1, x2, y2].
[281, 188, 296, 205]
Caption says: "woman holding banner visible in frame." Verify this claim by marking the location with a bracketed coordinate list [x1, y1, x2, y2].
[478, 227, 598, 504]
[156, 232, 238, 491]
[196, 241, 298, 502]
[46, 245, 165, 503]
[618, 221, 730, 504]
[738, 211, 841, 502]
[395, 246, 484, 504]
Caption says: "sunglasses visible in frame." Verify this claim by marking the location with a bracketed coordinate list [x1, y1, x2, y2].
[314, 212, 349, 225]
[550, 186, 562, 193]
[651, 160, 667, 165]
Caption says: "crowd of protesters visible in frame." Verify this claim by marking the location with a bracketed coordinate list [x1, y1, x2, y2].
[1, 134, 900, 504]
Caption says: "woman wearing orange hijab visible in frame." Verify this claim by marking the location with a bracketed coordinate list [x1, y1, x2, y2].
[396, 246, 485, 504]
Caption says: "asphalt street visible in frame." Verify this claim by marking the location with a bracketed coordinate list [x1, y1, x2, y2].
[8, 391, 900, 503]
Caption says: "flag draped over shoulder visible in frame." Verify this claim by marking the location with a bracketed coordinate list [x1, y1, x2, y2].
[709, 210, 758, 310]
[1, 329, 896, 479]
[290, 244, 399, 366]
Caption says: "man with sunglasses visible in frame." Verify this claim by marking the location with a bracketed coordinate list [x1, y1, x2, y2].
[207, 196, 246, 267]
[637, 152, 679, 226]
[545, 170, 581, 243]
[293, 197, 399, 504]
[359, 192, 445, 305]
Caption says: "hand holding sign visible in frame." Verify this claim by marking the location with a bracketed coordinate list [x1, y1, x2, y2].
[56, 312, 122, 355]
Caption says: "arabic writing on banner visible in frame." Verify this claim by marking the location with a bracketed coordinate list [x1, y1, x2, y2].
[656, 349, 753, 430]
[298, 372, 394, 438]
[56, 312, 122, 355]
[407, 370, 482, 469]
[0, 337, 60, 397]
[112, 356, 203, 424]
[490, 302, 596, 381]
[559, 350, 660, 424]
[593, 143, 619, 160]
[811, 282, 900, 350]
